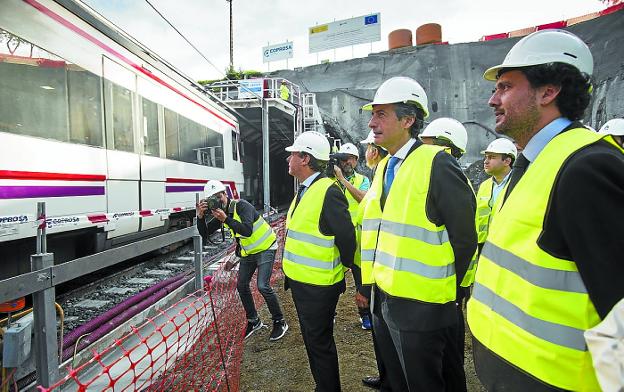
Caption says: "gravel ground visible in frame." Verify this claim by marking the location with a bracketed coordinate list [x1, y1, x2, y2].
[240, 274, 485, 391]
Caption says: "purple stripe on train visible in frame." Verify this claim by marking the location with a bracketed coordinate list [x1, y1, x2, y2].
[0, 186, 105, 199]
[165, 186, 205, 193]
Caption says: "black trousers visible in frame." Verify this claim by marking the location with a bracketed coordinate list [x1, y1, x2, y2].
[289, 278, 343, 392]
[373, 289, 467, 392]
[371, 288, 408, 392]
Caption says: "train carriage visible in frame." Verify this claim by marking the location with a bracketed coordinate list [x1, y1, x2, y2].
[0, 0, 244, 278]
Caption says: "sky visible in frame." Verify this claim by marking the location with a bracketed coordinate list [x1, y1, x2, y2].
[81, 0, 607, 82]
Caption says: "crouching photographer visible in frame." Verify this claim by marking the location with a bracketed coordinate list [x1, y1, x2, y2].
[196, 180, 288, 341]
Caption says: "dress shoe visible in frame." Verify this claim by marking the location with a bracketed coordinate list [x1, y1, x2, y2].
[362, 376, 381, 389]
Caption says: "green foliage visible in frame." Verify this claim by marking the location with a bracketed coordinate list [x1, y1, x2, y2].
[198, 68, 264, 86]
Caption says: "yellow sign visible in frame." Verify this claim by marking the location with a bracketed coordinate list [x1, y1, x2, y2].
[310, 25, 328, 34]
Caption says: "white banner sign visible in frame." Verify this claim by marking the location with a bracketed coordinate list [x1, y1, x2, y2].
[238, 79, 263, 99]
[309, 13, 381, 53]
[262, 41, 294, 63]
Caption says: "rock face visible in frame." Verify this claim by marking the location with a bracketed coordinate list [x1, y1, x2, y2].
[270, 9, 624, 186]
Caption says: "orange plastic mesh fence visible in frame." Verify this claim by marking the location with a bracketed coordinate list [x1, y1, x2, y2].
[39, 216, 286, 392]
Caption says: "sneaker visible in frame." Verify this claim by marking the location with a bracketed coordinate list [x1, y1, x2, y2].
[244, 319, 264, 339]
[269, 319, 289, 341]
[360, 315, 372, 330]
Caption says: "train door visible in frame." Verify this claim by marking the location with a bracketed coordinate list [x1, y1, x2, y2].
[102, 56, 140, 240]
[137, 76, 166, 232]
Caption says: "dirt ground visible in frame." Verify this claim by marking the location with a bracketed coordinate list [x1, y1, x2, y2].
[239, 274, 485, 392]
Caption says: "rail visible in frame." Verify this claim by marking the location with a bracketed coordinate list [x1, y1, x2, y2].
[207, 77, 303, 107]
[0, 199, 206, 388]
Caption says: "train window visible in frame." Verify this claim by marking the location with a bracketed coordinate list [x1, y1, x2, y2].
[231, 130, 239, 161]
[142, 98, 159, 156]
[0, 29, 68, 142]
[206, 127, 224, 168]
[0, 29, 104, 147]
[164, 108, 180, 160]
[104, 80, 134, 152]
[179, 116, 205, 164]
[68, 69, 103, 146]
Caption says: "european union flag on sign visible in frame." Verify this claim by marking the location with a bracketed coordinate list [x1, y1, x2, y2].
[364, 14, 378, 25]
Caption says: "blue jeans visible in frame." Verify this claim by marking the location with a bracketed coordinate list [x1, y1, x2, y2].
[237, 249, 283, 322]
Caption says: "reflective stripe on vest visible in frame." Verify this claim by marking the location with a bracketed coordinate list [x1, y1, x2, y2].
[230, 203, 276, 257]
[283, 177, 344, 286]
[467, 128, 604, 391]
[362, 145, 456, 303]
[475, 177, 494, 244]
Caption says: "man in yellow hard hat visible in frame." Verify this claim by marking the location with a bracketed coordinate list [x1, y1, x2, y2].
[468, 29, 624, 391]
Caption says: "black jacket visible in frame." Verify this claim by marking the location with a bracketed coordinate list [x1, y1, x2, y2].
[475, 123, 624, 390]
[197, 198, 268, 256]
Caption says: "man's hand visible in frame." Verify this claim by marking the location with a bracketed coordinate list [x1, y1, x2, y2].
[333, 165, 346, 182]
[355, 291, 369, 309]
[196, 201, 208, 219]
[211, 208, 227, 223]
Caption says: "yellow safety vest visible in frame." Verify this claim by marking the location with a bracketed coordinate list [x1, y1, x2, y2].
[460, 175, 509, 287]
[280, 84, 290, 100]
[467, 128, 605, 391]
[283, 177, 344, 286]
[229, 204, 276, 257]
[361, 145, 456, 303]
[344, 172, 365, 224]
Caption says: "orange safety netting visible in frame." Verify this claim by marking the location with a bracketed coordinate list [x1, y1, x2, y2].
[39, 216, 286, 392]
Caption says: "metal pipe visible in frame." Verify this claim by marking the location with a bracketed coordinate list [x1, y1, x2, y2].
[262, 98, 271, 214]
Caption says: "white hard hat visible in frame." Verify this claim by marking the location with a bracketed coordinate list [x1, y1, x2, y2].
[480, 138, 518, 159]
[599, 118, 624, 136]
[362, 76, 429, 118]
[418, 117, 468, 153]
[360, 130, 375, 145]
[337, 143, 359, 158]
[285, 131, 330, 161]
[360, 130, 388, 151]
[204, 180, 226, 198]
[484, 29, 593, 81]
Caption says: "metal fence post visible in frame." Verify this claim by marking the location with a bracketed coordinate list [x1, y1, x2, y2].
[32, 202, 60, 387]
[194, 194, 204, 290]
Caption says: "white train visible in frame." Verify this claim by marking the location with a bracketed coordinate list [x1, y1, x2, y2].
[0, 0, 244, 278]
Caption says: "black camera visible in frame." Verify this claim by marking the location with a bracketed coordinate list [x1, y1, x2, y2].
[204, 196, 222, 211]
[326, 153, 350, 178]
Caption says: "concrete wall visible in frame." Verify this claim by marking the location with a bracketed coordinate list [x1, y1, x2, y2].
[270, 9, 624, 167]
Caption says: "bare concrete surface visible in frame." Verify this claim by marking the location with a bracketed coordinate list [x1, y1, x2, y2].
[240, 274, 485, 392]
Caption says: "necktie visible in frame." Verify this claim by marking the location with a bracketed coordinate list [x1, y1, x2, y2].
[383, 157, 400, 197]
[295, 184, 306, 206]
[503, 153, 529, 204]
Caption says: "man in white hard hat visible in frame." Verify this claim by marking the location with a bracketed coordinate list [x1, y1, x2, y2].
[361, 76, 476, 391]
[476, 138, 517, 252]
[360, 130, 389, 173]
[599, 118, 624, 149]
[467, 30, 624, 391]
[332, 142, 373, 330]
[197, 180, 288, 341]
[418, 117, 468, 160]
[282, 131, 356, 392]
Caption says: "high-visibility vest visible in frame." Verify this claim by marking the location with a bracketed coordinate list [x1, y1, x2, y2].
[283, 177, 344, 286]
[361, 145, 456, 303]
[605, 134, 624, 153]
[280, 84, 290, 100]
[344, 172, 365, 224]
[229, 204, 276, 257]
[460, 175, 509, 287]
[467, 128, 606, 391]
